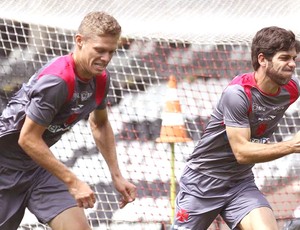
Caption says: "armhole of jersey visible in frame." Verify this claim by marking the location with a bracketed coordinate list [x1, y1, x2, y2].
[283, 79, 299, 105]
[64, 71, 75, 102]
[64, 54, 75, 102]
[95, 71, 107, 105]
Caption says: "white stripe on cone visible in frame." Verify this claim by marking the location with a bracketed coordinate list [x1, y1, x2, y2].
[161, 112, 185, 126]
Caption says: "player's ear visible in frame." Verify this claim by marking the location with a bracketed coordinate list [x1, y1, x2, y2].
[75, 34, 83, 48]
[258, 53, 267, 67]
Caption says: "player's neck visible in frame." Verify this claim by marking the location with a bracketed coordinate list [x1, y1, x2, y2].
[72, 53, 94, 81]
[254, 71, 280, 95]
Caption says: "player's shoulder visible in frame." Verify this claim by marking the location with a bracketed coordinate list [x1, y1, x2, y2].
[291, 74, 300, 87]
[229, 72, 255, 86]
[38, 54, 73, 79]
[223, 73, 254, 94]
[285, 74, 300, 103]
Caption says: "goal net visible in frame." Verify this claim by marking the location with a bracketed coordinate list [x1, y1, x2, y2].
[0, 0, 300, 229]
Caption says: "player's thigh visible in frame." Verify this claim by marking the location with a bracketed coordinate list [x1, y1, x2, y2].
[27, 167, 79, 225]
[172, 191, 222, 230]
[48, 206, 91, 230]
[0, 165, 30, 229]
[238, 206, 278, 230]
[172, 209, 220, 230]
[221, 180, 274, 229]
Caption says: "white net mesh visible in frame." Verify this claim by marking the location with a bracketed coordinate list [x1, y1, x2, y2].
[0, 0, 299, 43]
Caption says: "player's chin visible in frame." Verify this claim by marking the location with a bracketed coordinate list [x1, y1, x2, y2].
[92, 65, 105, 74]
[279, 77, 292, 86]
[89, 70, 103, 77]
[279, 72, 293, 83]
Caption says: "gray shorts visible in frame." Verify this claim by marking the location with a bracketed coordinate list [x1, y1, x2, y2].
[172, 166, 272, 230]
[0, 165, 77, 230]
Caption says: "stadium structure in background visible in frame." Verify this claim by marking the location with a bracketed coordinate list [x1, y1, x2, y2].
[0, 0, 300, 229]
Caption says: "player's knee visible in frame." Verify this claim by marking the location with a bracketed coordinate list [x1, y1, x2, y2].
[49, 220, 91, 230]
[69, 223, 91, 230]
[48, 207, 91, 230]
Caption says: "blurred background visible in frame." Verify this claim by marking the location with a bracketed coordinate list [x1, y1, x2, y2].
[1, 0, 300, 229]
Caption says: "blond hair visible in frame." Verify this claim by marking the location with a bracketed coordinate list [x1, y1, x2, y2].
[77, 11, 121, 39]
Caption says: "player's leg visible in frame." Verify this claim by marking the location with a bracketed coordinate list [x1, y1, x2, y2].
[221, 177, 277, 230]
[48, 206, 91, 230]
[0, 191, 27, 230]
[237, 206, 278, 230]
[0, 207, 26, 230]
[171, 191, 221, 230]
[28, 167, 91, 230]
[171, 166, 226, 229]
[0, 165, 30, 230]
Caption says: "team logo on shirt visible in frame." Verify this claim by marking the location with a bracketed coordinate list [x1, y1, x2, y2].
[80, 91, 93, 101]
[70, 91, 92, 113]
[74, 91, 93, 101]
[176, 208, 189, 222]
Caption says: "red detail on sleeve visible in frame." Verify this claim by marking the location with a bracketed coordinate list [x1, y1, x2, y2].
[229, 73, 255, 114]
[95, 71, 107, 105]
[37, 55, 75, 102]
[283, 79, 299, 105]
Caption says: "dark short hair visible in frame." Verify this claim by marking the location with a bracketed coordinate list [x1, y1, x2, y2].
[251, 26, 300, 70]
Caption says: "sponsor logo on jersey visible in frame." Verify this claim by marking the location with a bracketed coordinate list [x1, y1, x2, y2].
[48, 124, 72, 133]
[253, 103, 266, 112]
[257, 115, 276, 121]
[172, 224, 191, 230]
[250, 137, 270, 144]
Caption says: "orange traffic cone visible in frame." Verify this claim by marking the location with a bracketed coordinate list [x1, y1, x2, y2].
[156, 75, 192, 143]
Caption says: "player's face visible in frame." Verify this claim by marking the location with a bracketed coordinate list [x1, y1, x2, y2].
[266, 49, 297, 86]
[78, 35, 119, 79]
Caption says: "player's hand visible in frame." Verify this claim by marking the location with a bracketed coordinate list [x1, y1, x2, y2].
[112, 176, 137, 209]
[68, 179, 96, 209]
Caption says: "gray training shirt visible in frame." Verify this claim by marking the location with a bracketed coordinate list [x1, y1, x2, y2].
[0, 54, 110, 170]
[187, 72, 300, 180]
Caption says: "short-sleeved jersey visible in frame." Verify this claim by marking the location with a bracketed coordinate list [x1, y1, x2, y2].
[187, 72, 300, 180]
[0, 53, 110, 170]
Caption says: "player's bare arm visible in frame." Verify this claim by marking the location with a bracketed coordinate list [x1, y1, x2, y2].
[18, 115, 96, 209]
[89, 108, 121, 176]
[89, 108, 137, 208]
[226, 126, 300, 164]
